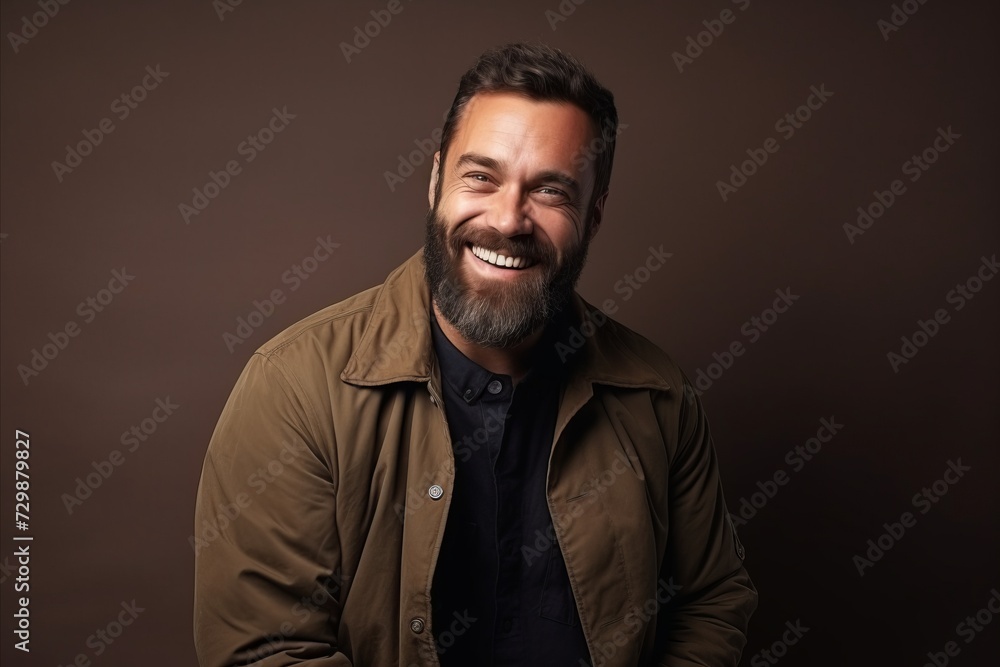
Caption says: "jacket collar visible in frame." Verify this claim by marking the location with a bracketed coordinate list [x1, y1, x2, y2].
[340, 247, 669, 392]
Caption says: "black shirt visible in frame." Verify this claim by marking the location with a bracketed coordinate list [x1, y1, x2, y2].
[429, 307, 591, 666]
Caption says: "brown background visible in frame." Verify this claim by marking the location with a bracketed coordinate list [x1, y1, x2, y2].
[1, 0, 997, 665]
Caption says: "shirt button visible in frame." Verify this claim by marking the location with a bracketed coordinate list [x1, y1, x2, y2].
[428, 484, 444, 500]
[487, 379, 503, 394]
[410, 617, 425, 634]
[464, 388, 473, 400]
[501, 617, 512, 632]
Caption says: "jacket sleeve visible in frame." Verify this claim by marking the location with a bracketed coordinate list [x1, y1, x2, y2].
[193, 352, 352, 666]
[650, 379, 758, 666]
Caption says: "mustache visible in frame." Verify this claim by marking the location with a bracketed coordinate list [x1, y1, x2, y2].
[450, 226, 555, 265]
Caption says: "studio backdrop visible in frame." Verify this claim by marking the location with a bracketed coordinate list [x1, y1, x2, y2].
[1, 1, 997, 665]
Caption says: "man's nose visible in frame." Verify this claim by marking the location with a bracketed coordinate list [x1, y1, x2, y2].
[487, 186, 533, 237]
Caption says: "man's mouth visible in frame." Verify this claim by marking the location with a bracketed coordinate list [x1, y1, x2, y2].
[467, 243, 536, 270]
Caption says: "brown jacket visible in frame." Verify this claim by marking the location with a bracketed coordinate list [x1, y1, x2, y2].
[193, 247, 757, 666]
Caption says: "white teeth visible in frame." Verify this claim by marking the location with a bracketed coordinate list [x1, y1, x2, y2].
[470, 244, 531, 269]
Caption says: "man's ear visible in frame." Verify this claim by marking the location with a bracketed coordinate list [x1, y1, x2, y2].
[428, 151, 441, 210]
[587, 189, 609, 243]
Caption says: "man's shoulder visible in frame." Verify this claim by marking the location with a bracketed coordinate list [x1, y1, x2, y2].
[575, 296, 689, 391]
[252, 281, 382, 365]
[248, 248, 425, 375]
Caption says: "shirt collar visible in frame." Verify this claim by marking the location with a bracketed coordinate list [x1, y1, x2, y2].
[428, 303, 570, 404]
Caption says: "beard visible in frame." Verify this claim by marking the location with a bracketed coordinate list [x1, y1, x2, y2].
[423, 205, 590, 349]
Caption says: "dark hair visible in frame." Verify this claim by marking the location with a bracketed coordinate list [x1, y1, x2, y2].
[438, 42, 618, 218]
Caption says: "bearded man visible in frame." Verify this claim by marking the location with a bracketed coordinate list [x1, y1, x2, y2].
[194, 41, 757, 667]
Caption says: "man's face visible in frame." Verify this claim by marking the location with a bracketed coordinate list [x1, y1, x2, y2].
[424, 91, 607, 349]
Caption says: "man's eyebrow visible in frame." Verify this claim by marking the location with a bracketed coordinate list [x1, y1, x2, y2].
[454, 152, 505, 174]
[534, 169, 580, 195]
[453, 152, 580, 195]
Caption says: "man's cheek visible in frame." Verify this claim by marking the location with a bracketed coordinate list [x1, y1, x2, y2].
[446, 190, 493, 217]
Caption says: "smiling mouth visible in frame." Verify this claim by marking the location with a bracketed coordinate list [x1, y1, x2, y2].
[467, 243, 536, 270]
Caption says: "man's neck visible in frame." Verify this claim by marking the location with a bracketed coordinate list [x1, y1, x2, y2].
[431, 301, 547, 386]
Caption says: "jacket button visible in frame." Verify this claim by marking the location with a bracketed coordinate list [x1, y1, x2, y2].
[428, 484, 443, 500]
[409, 617, 425, 634]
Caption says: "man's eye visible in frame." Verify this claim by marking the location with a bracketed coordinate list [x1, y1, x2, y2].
[468, 174, 490, 183]
[538, 187, 566, 198]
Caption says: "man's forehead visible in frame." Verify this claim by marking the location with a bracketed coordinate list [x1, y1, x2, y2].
[450, 91, 597, 168]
